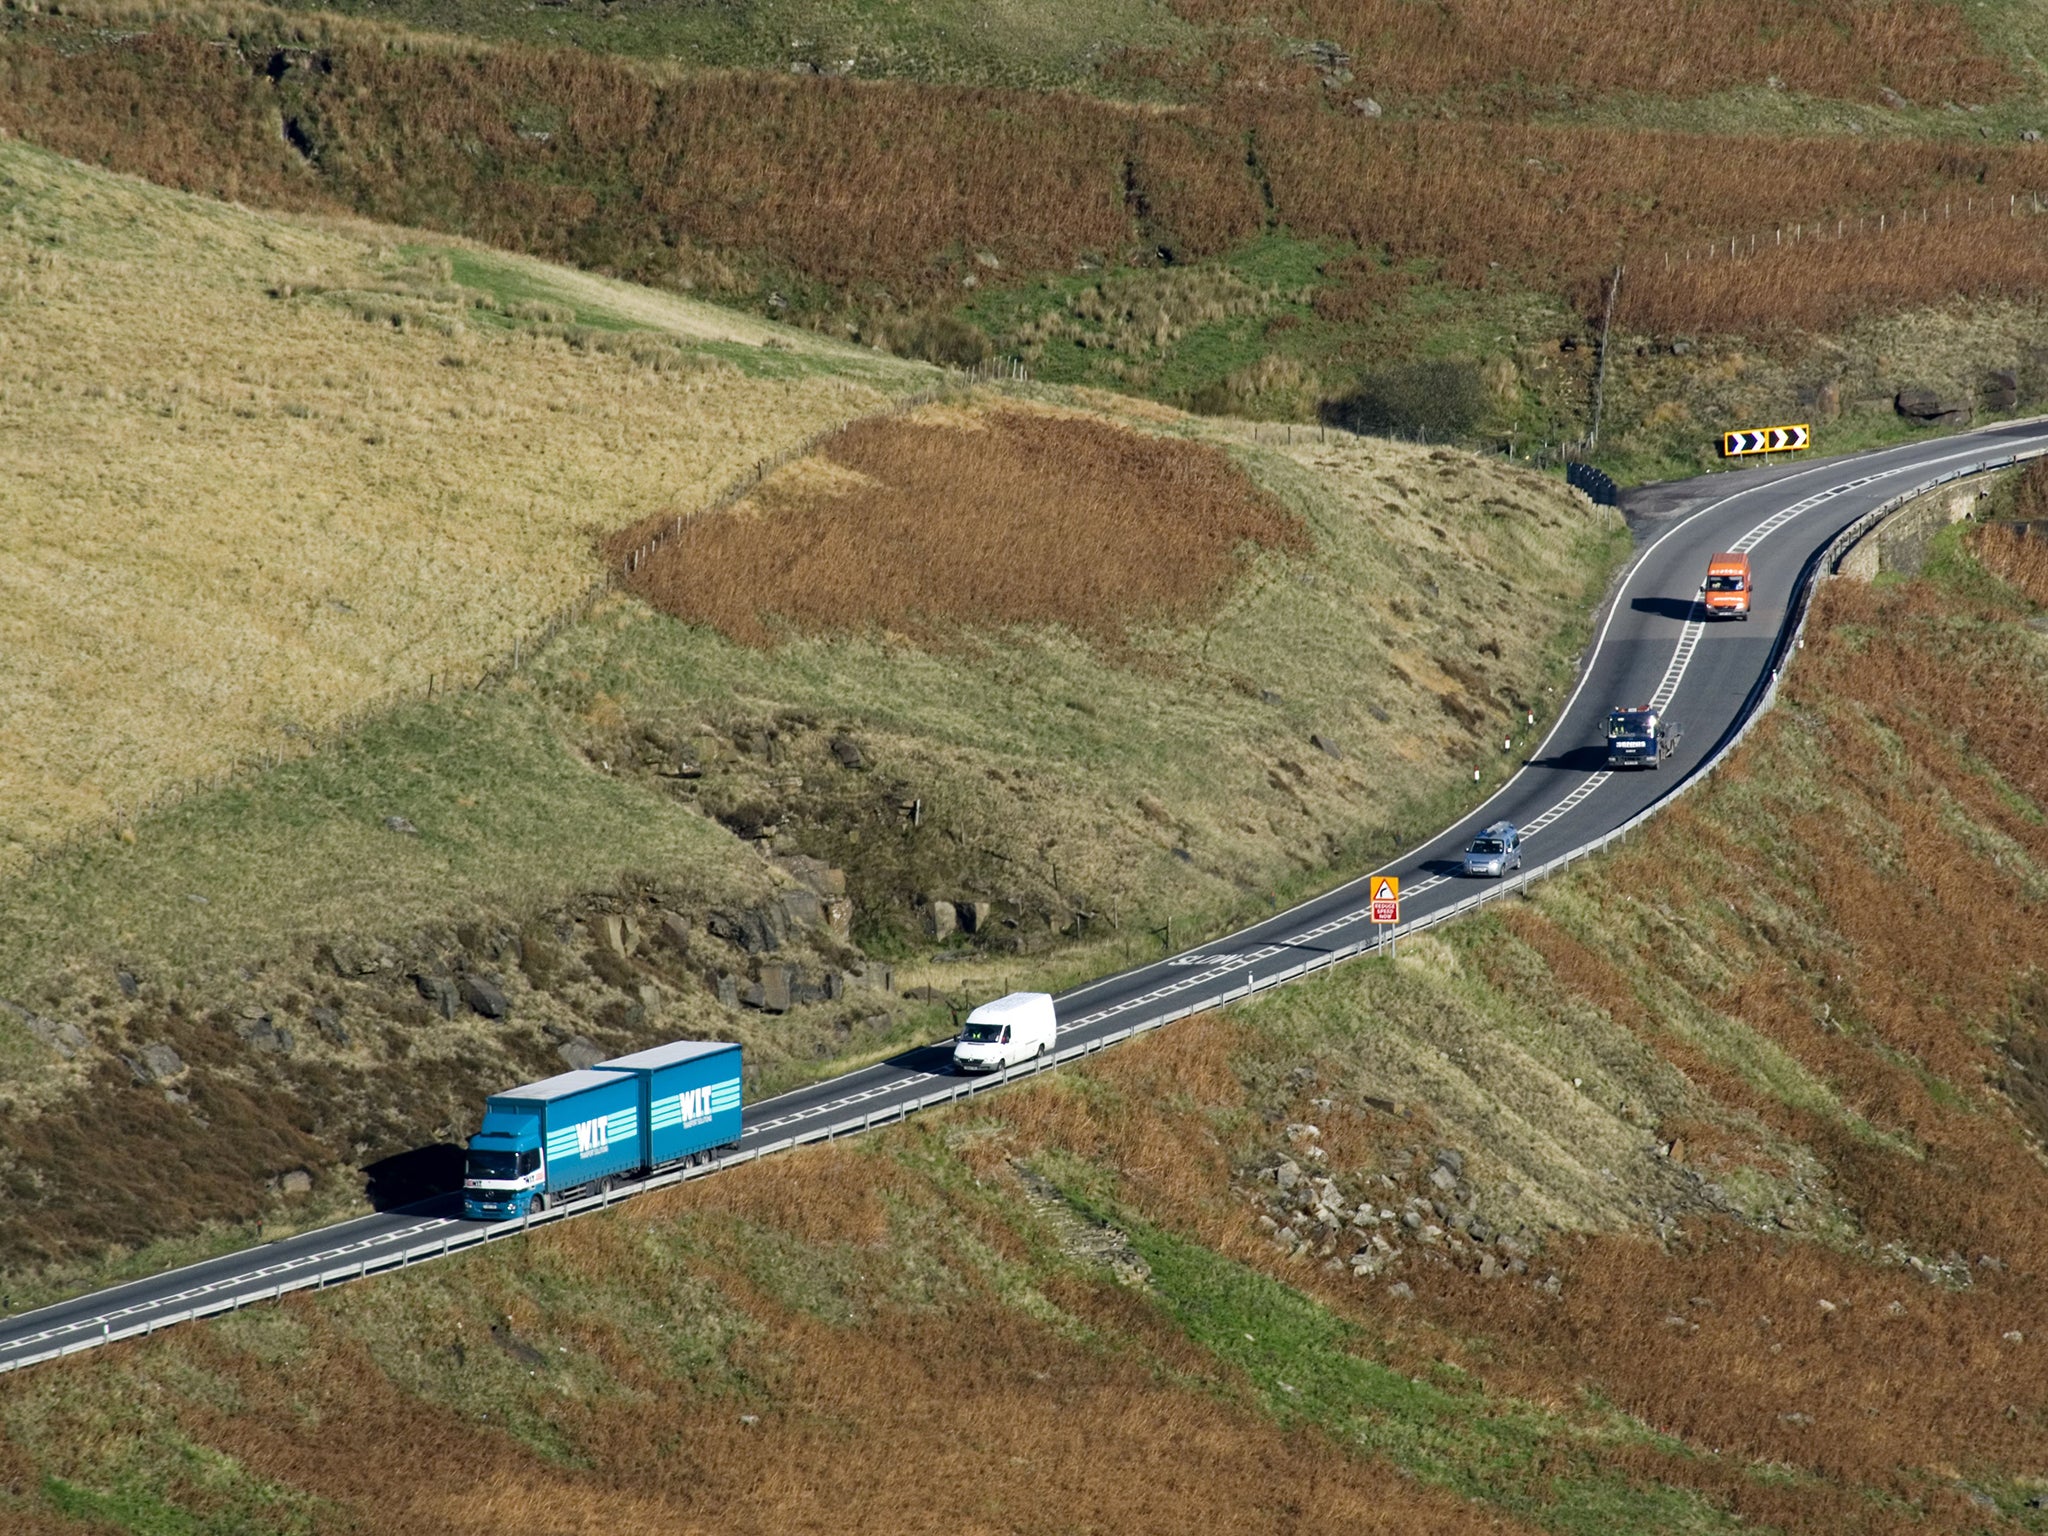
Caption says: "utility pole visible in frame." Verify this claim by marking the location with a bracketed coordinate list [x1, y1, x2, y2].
[1587, 262, 1622, 452]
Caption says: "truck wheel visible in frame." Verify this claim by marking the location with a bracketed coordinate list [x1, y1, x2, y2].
[598, 1176, 614, 1195]
[530, 1193, 547, 1214]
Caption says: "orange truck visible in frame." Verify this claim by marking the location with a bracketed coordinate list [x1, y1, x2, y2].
[1700, 551, 1752, 620]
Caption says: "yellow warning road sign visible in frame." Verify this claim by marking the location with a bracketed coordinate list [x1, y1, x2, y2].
[1370, 876, 1400, 925]
[1722, 423, 1810, 457]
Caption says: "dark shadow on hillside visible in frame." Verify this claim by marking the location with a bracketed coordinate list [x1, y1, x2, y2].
[363, 1143, 464, 1211]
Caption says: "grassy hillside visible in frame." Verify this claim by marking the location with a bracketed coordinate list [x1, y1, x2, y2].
[6, 0, 2048, 477]
[0, 136, 924, 869]
[0, 146, 1622, 1292]
[5, 523, 2045, 1532]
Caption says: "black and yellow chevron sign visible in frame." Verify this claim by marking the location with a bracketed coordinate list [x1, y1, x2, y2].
[1722, 423, 1811, 457]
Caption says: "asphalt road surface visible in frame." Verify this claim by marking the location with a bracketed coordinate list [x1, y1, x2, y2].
[7, 419, 2047, 1373]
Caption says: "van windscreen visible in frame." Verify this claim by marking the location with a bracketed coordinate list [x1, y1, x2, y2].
[1704, 573, 1745, 591]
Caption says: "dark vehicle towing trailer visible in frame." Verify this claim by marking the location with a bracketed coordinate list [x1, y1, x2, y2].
[1605, 706, 1678, 770]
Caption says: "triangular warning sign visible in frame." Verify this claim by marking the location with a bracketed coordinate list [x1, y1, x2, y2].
[1372, 876, 1399, 903]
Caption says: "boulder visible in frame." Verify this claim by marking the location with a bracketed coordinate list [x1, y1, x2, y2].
[1351, 96, 1382, 117]
[413, 972, 460, 1020]
[1311, 732, 1342, 759]
[776, 854, 845, 897]
[829, 735, 867, 770]
[922, 899, 958, 942]
[309, 1006, 348, 1045]
[823, 896, 853, 942]
[279, 1168, 313, 1197]
[559, 1036, 605, 1070]
[658, 912, 692, 955]
[129, 1041, 185, 1082]
[587, 914, 627, 958]
[740, 906, 786, 954]
[959, 900, 993, 935]
[239, 1016, 294, 1054]
[742, 966, 794, 1013]
[715, 974, 740, 1009]
[1981, 368, 2020, 412]
[778, 887, 824, 932]
[383, 815, 420, 835]
[461, 974, 511, 1020]
[1895, 385, 1969, 424]
[115, 970, 140, 1000]
[8, 1003, 87, 1059]
[1435, 1147, 1464, 1176]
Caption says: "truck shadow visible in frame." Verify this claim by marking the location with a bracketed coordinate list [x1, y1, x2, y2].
[363, 1143, 465, 1212]
[1631, 595, 1701, 622]
[1527, 743, 1611, 773]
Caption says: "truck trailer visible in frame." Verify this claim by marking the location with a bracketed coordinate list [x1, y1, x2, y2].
[462, 1040, 743, 1220]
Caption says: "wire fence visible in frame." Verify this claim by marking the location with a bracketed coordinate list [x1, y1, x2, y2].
[1656, 190, 2048, 273]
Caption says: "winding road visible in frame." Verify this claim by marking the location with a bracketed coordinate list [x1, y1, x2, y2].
[6, 418, 2047, 1374]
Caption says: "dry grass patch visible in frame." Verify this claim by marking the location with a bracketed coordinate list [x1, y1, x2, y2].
[1172, 0, 2010, 106]
[0, 138, 918, 868]
[1973, 519, 2048, 605]
[626, 404, 1309, 648]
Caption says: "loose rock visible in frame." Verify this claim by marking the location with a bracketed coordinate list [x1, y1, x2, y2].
[128, 1041, 185, 1082]
[461, 974, 511, 1020]
[558, 1035, 604, 1070]
[413, 973, 460, 1020]
[239, 1016, 294, 1055]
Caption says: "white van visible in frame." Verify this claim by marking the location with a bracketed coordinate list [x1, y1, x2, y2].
[952, 992, 1058, 1074]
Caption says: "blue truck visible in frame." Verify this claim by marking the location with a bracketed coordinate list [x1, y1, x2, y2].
[462, 1040, 743, 1220]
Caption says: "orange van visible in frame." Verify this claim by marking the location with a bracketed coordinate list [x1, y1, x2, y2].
[1701, 552, 1752, 620]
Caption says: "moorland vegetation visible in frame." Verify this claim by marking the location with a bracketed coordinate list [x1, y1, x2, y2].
[5, 521, 2047, 1532]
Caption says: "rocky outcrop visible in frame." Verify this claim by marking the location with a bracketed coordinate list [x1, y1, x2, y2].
[1895, 385, 1970, 424]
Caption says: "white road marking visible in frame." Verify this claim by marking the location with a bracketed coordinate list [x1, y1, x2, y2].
[746, 1074, 937, 1134]
[0, 1219, 452, 1351]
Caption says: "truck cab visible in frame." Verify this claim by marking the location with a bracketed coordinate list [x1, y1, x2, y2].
[462, 1067, 640, 1220]
[462, 1128, 544, 1218]
[1701, 552, 1752, 620]
[1606, 705, 1673, 769]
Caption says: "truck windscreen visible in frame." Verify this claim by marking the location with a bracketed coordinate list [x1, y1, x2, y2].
[466, 1151, 519, 1180]
[1608, 714, 1654, 738]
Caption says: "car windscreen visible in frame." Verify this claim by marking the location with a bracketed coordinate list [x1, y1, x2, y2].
[1704, 574, 1744, 591]
[466, 1151, 518, 1180]
[1470, 839, 1504, 854]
